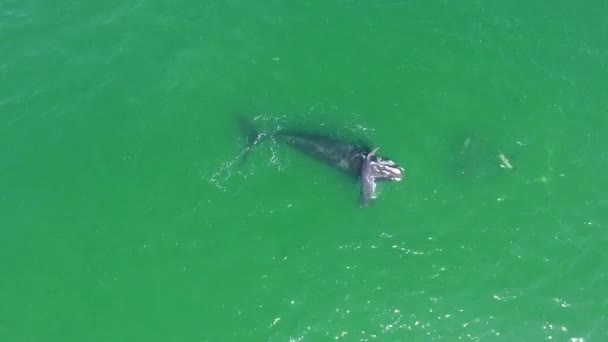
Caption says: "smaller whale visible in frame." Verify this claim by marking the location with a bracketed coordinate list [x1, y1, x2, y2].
[239, 118, 405, 206]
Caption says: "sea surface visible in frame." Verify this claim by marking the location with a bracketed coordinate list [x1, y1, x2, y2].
[1, 1, 607, 341]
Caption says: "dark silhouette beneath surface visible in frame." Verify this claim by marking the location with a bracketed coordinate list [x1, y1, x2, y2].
[238, 117, 405, 206]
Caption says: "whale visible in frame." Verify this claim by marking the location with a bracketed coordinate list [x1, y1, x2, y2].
[239, 118, 405, 206]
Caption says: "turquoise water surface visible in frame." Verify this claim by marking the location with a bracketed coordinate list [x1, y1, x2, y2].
[1, 1, 607, 341]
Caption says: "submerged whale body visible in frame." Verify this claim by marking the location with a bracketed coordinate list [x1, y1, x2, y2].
[239, 118, 405, 206]
[275, 130, 369, 177]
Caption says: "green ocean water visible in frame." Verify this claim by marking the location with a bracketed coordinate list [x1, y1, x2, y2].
[1, 0, 607, 341]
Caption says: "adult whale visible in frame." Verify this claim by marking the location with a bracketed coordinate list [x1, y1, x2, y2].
[238, 118, 405, 206]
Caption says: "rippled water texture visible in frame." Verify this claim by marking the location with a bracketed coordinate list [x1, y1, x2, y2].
[1, 1, 607, 341]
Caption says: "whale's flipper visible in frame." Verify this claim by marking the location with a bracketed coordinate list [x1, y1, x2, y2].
[360, 147, 379, 206]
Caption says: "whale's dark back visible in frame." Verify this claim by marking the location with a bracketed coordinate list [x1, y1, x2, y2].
[275, 130, 369, 177]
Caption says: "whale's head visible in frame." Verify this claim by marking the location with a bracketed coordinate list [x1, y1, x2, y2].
[370, 156, 405, 181]
[360, 149, 405, 207]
